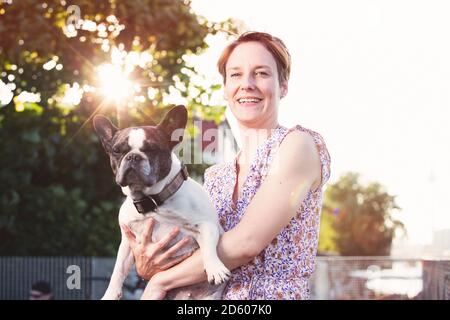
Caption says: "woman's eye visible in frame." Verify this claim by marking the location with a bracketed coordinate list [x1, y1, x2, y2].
[256, 71, 268, 76]
[230, 73, 241, 78]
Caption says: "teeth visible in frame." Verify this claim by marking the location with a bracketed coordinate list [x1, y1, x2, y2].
[238, 98, 261, 103]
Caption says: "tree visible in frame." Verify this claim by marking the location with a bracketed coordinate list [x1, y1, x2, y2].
[319, 172, 405, 256]
[317, 205, 338, 254]
[0, 0, 235, 255]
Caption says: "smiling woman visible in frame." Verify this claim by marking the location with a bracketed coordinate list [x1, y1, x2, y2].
[124, 31, 331, 300]
[217, 32, 290, 130]
[221, 42, 287, 130]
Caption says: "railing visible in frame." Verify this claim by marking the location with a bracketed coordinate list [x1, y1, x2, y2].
[0, 256, 92, 300]
[1, 256, 449, 299]
[309, 257, 450, 300]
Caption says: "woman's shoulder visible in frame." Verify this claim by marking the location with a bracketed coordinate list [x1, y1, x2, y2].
[283, 125, 329, 155]
[285, 124, 327, 144]
[281, 124, 331, 188]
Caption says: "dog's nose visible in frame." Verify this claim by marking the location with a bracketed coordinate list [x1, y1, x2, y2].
[126, 153, 143, 162]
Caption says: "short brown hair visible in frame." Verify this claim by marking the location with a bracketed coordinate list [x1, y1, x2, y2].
[217, 31, 291, 85]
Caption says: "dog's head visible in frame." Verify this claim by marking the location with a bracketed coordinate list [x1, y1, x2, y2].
[93, 105, 187, 188]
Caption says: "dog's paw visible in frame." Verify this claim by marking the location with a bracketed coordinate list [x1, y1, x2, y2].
[101, 290, 122, 300]
[204, 260, 231, 285]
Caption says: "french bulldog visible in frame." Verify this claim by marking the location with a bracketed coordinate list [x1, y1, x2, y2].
[93, 105, 230, 300]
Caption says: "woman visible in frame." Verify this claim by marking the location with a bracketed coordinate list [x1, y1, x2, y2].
[122, 31, 331, 300]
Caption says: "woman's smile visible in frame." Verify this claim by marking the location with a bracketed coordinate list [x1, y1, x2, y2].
[236, 96, 264, 107]
[224, 41, 286, 129]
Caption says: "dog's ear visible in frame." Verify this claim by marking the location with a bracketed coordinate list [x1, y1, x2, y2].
[93, 115, 118, 152]
[157, 105, 188, 149]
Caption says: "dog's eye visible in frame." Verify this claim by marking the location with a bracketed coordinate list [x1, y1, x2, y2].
[112, 146, 120, 154]
[142, 144, 157, 153]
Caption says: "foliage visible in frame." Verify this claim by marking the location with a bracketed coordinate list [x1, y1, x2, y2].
[0, 0, 236, 255]
[319, 172, 405, 256]
[317, 205, 338, 254]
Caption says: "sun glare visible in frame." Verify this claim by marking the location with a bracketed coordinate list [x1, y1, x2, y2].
[97, 63, 134, 102]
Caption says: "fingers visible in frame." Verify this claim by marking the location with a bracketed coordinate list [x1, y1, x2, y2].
[163, 237, 193, 258]
[159, 237, 193, 269]
[156, 226, 180, 251]
[121, 224, 136, 247]
[141, 218, 156, 244]
[161, 251, 194, 270]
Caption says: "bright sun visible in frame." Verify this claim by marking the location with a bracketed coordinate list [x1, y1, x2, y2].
[97, 63, 134, 102]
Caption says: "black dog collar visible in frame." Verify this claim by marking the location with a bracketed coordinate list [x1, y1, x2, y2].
[133, 164, 189, 214]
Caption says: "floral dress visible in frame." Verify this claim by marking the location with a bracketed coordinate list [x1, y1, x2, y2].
[204, 125, 331, 300]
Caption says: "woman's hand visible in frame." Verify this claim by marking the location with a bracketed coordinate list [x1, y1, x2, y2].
[121, 218, 193, 280]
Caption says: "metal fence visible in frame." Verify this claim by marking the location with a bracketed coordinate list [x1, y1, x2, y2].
[309, 257, 450, 300]
[0, 256, 92, 300]
[1, 256, 449, 299]
[421, 259, 450, 300]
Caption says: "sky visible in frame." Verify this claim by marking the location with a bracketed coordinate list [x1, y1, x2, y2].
[190, 0, 450, 245]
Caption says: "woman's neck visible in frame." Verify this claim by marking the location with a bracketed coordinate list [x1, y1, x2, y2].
[236, 121, 280, 166]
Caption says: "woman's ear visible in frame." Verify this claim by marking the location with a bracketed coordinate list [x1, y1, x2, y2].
[280, 81, 288, 98]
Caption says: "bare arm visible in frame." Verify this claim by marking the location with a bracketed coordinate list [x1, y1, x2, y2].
[149, 131, 322, 294]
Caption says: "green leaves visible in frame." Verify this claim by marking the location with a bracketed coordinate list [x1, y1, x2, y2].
[320, 172, 404, 256]
[0, 0, 236, 256]
[21, 129, 41, 143]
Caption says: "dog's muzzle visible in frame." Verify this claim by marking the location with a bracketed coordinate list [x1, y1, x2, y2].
[116, 154, 154, 187]
[125, 153, 143, 163]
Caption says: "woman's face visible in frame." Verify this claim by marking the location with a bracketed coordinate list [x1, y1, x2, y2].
[224, 41, 288, 129]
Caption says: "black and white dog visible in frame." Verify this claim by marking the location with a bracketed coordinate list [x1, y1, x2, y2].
[93, 105, 229, 300]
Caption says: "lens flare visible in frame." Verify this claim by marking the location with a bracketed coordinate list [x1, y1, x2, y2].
[97, 63, 134, 102]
